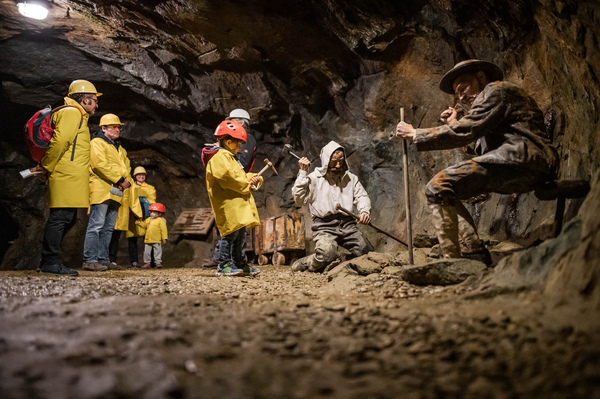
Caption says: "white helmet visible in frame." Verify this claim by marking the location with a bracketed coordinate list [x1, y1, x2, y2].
[227, 108, 251, 122]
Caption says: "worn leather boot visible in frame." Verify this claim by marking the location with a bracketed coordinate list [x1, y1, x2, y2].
[429, 204, 461, 258]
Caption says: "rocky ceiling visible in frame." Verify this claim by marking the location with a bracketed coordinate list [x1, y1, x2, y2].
[0, 0, 599, 287]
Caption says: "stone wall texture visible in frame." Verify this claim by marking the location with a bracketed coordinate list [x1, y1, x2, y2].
[1, 0, 598, 304]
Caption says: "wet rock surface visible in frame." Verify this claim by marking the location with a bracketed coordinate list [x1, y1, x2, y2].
[1, 266, 599, 399]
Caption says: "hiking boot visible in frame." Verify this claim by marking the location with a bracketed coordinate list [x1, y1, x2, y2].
[108, 262, 123, 270]
[241, 264, 260, 276]
[39, 263, 79, 277]
[141, 263, 151, 269]
[215, 263, 244, 276]
[463, 248, 493, 267]
[156, 264, 163, 269]
[131, 262, 139, 268]
[291, 255, 313, 272]
[82, 262, 108, 272]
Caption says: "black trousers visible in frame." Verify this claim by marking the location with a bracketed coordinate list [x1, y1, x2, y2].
[109, 230, 122, 262]
[128, 236, 139, 264]
[41, 208, 78, 267]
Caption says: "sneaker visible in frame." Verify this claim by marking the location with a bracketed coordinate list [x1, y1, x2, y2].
[108, 262, 123, 270]
[156, 264, 163, 269]
[241, 264, 260, 276]
[82, 262, 108, 272]
[131, 262, 139, 268]
[215, 264, 244, 276]
[141, 263, 151, 269]
[39, 263, 79, 276]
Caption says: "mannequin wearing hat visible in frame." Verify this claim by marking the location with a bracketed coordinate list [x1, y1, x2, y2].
[394, 60, 558, 265]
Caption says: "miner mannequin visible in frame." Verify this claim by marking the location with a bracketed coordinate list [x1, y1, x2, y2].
[394, 59, 558, 265]
[291, 141, 372, 272]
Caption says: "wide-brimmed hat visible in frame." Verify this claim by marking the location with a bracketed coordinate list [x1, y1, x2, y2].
[439, 59, 503, 94]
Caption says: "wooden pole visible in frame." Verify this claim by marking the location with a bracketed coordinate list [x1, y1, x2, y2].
[401, 107, 414, 265]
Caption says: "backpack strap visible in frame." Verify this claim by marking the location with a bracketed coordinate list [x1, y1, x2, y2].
[52, 105, 84, 129]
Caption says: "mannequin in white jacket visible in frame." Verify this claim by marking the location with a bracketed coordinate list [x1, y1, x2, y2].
[291, 141, 372, 272]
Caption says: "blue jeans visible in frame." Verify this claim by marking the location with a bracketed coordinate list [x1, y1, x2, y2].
[217, 227, 246, 270]
[83, 200, 120, 264]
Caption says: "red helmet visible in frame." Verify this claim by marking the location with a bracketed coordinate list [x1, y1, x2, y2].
[149, 203, 166, 213]
[214, 119, 247, 143]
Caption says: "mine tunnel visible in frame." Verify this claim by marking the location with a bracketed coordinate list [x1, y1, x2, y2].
[0, 1, 599, 398]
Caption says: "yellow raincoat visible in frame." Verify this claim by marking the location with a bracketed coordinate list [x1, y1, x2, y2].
[206, 149, 262, 237]
[136, 217, 168, 244]
[88, 134, 130, 205]
[40, 97, 90, 208]
[125, 182, 157, 238]
[114, 148, 139, 231]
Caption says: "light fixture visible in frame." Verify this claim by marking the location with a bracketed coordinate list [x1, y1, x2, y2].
[17, 1, 50, 20]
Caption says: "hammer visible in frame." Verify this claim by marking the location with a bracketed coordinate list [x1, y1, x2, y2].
[251, 158, 278, 190]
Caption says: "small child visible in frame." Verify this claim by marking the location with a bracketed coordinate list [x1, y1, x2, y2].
[136, 202, 168, 269]
[201, 119, 262, 276]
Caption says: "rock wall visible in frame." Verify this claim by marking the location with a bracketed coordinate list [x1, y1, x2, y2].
[0, 0, 598, 300]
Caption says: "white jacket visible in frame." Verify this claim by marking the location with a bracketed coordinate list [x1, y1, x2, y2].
[292, 140, 371, 219]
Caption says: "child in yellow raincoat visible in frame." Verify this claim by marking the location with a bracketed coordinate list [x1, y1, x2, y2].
[201, 120, 262, 277]
[136, 203, 168, 269]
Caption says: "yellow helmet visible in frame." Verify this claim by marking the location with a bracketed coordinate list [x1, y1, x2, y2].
[133, 166, 147, 176]
[68, 79, 102, 97]
[99, 113, 124, 126]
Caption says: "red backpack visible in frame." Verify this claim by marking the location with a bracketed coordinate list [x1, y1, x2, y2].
[23, 105, 83, 162]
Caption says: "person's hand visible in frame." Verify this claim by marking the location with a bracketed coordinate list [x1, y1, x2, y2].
[358, 212, 371, 225]
[31, 164, 48, 180]
[249, 176, 260, 189]
[394, 122, 415, 141]
[440, 107, 458, 125]
[162, 239, 166, 244]
[298, 157, 310, 172]
[120, 179, 131, 189]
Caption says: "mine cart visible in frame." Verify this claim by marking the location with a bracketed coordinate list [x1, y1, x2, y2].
[248, 212, 306, 266]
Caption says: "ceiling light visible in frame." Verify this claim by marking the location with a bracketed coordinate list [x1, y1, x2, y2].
[17, 1, 49, 20]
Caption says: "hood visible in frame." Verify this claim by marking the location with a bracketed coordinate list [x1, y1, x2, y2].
[201, 146, 224, 167]
[92, 130, 120, 150]
[316, 140, 348, 176]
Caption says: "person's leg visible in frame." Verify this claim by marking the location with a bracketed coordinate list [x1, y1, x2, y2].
[40, 208, 79, 275]
[83, 203, 108, 264]
[154, 244, 163, 267]
[142, 244, 152, 268]
[426, 160, 548, 260]
[231, 227, 246, 267]
[216, 230, 243, 276]
[311, 233, 338, 271]
[128, 237, 139, 267]
[98, 201, 120, 266]
[109, 229, 121, 263]
[338, 219, 370, 259]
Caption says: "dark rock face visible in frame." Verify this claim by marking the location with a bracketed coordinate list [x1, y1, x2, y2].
[0, 0, 598, 295]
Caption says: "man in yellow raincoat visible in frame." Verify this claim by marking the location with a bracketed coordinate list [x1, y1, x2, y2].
[201, 120, 262, 277]
[82, 113, 131, 271]
[36, 80, 101, 276]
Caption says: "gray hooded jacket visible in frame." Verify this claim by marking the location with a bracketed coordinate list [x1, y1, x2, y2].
[292, 141, 371, 219]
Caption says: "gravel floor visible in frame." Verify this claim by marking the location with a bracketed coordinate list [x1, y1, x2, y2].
[1, 266, 599, 399]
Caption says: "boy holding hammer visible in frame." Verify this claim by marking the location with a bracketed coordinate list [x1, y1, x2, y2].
[202, 120, 263, 276]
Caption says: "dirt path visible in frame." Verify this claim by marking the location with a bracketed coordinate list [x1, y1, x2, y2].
[1, 266, 599, 399]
